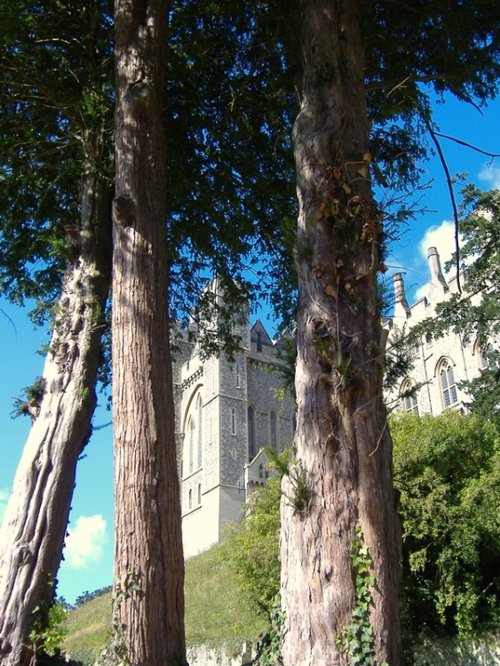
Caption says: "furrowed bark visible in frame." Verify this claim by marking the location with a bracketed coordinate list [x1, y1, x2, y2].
[280, 1, 401, 664]
[112, 0, 186, 663]
[0, 172, 111, 666]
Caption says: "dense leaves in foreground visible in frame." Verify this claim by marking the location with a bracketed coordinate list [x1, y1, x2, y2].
[392, 412, 499, 641]
[224, 414, 499, 641]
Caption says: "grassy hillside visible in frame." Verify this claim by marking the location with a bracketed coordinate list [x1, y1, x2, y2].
[62, 544, 267, 663]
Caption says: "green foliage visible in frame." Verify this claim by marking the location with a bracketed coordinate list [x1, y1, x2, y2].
[391, 412, 500, 641]
[254, 595, 285, 666]
[11, 376, 46, 419]
[42, 603, 69, 655]
[75, 586, 112, 608]
[221, 415, 499, 650]
[0, 0, 114, 314]
[337, 526, 378, 665]
[221, 451, 290, 617]
[335, 526, 391, 665]
[29, 582, 68, 658]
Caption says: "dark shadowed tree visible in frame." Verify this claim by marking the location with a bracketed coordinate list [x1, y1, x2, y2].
[0, 2, 297, 661]
[279, 1, 498, 664]
[0, 3, 113, 664]
[111, 0, 186, 663]
[280, 2, 400, 663]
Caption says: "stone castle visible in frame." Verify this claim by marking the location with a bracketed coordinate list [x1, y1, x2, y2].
[171, 287, 295, 558]
[174, 247, 488, 557]
[385, 246, 488, 415]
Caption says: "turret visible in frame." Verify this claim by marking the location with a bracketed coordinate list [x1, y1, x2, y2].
[393, 272, 411, 319]
[428, 246, 449, 293]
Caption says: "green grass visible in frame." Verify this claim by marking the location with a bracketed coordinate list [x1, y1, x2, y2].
[61, 544, 268, 663]
[185, 544, 267, 647]
[62, 593, 112, 663]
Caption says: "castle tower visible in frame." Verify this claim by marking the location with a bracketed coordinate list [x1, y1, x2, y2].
[174, 281, 296, 558]
[177, 283, 251, 557]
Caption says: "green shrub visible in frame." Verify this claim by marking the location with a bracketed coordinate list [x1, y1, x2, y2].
[391, 412, 499, 639]
[221, 449, 289, 617]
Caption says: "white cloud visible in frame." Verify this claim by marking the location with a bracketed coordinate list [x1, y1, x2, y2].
[0, 488, 9, 528]
[413, 219, 461, 302]
[418, 219, 457, 269]
[479, 164, 500, 189]
[64, 515, 108, 569]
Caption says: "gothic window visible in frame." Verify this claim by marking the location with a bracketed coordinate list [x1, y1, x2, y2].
[188, 489, 192, 510]
[248, 405, 256, 460]
[438, 359, 458, 408]
[474, 339, 488, 370]
[259, 463, 264, 479]
[197, 395, 203, 469]
[231, 408, 236, 435]
[188, 416, 195, 474]
[236, 364, 240, 388]
[270, 411, 277, 449]
[257, 331, 262, 352]
[197, 483, 202, 505]
[400, 379, 419, 415]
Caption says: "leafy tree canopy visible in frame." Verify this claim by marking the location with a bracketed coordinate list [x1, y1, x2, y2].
[0, 0, 498, 337]
[0, 0, 114, 317]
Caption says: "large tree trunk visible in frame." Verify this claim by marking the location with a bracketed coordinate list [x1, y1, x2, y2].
[112, 0, 186, 664]
[280, 1, 400, 664]
[0, 172, 111, 666]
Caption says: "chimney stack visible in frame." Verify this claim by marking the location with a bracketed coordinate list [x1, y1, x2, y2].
[428, 246, 449, 292]
[393, 272, 411, 318]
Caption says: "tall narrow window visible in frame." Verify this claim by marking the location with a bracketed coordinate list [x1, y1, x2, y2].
[439, 359, 458, 408]
[188, 416, 195, 474]
[257, 331, 262, 352]
[236, 364, 240, 388]
[197, 483, 202, 505]
[270, 411, 277, 449]
[248, 406, 256, 460]
[231, 408, 236, 435]
[188, 489, 192, 510]
[197, 395, 203, 468]
[400, 379, 419, 415]
[474, 339, 488, 370]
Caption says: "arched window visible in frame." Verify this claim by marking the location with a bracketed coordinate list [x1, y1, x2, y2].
[400, 379, 419, 415]
[236, 364, 240, 388]
[438, 359, 458, 408]
[196, 395, 203, 469]
[270, 411, 277, 449]
[231, 408, 236, 435]
[248, 406, 256, 461]
[197, 483, 202, 505]
[188, 416, 195, 474]
[474, 339, 488, 370]
[188, 489, 192, 510]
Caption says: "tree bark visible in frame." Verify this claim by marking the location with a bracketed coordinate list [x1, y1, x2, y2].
[112, 0, 186, 664]
[280, 1, 400, 664]
[0, 172, 111, 666]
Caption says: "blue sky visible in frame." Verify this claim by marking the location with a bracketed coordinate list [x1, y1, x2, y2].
[0, 93, 499, 604]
